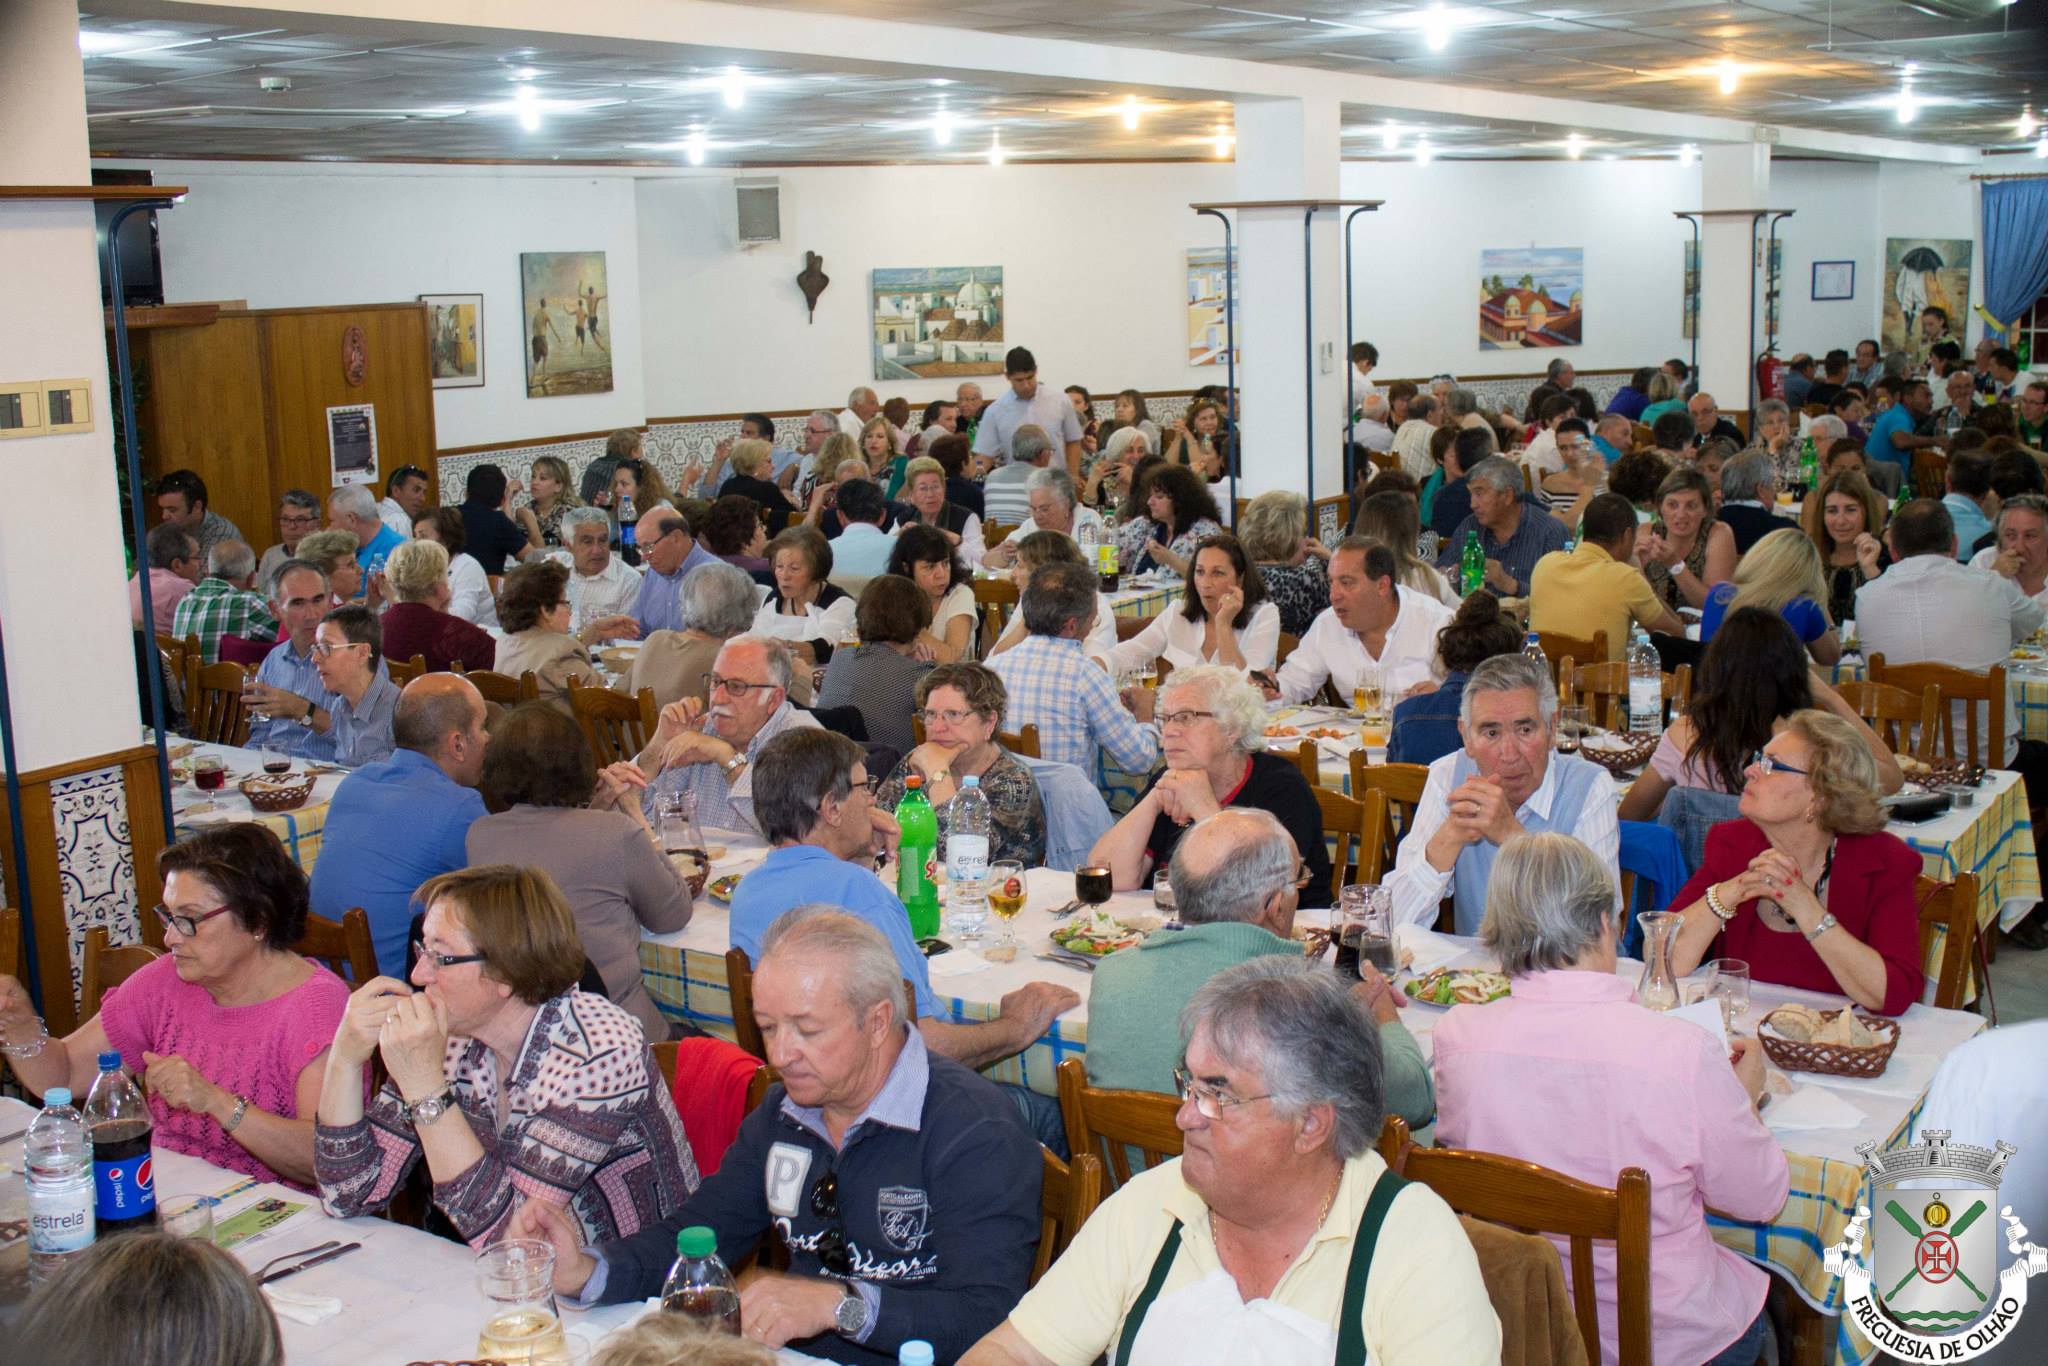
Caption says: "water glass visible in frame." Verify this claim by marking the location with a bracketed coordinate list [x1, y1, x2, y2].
[1153, 869, 1177, 924]
[160, 1195, 215, 1242]
[1555, 705, 1588, 755]
[1337, 884, 1395, 980]
[1706, 958, 1752, 1028]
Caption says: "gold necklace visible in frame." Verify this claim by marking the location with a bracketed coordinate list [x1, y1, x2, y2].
[1212, 1168, 1344, 1261]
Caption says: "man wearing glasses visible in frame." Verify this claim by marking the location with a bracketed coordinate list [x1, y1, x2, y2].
[625, 636, 819, 835]
[258, 489, 323, 588]
[514, 907, 1045, 1360]
[631, 506, 723, 637]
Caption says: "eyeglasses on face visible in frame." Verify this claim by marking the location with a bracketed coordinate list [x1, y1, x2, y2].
[311, 640, 369, 659]
[279, 513, 319, 527]
[412, 936, 486, 970]
[1749, 749, 1809, 777]
[701, 673, 780, 699]
[1171, 1066, 1274, 1121]
[153, 903, 235, 938]
[917, 708, 981, 727]
[1158, 709, 1216, 730]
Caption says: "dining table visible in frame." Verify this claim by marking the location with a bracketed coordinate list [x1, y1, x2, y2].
[162, 733, 350, 872]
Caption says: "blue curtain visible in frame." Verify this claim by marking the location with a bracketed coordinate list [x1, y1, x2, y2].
[1981, 179, 2048, 339]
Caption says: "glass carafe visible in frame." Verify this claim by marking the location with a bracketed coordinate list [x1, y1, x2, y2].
[477, 1239, 567, 1364]
[1635, 911, 1682, 1012]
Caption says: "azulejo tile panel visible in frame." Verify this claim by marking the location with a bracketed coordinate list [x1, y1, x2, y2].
[50, 767, 143, 1008]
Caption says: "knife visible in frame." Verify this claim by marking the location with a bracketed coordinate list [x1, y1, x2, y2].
[258, 1240, 362, 1285]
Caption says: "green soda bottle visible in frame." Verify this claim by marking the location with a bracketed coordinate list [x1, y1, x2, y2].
[895, 775, 941, 940]
[1459, 529, 1485, 596]
[1799, 435, 1817, 494]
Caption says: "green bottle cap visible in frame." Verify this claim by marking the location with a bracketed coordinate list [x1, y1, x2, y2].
[676, 1225, 717, 1258]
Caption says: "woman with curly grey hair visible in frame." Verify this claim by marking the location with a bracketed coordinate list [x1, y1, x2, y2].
[1085, 664, 1332, 906]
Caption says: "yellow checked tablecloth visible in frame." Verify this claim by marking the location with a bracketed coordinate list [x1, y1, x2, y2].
[167, 740, 344, 871]
[1831, 651, 2048, 744]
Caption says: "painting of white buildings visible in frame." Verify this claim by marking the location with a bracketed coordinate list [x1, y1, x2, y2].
[871, 266, 1005, 380]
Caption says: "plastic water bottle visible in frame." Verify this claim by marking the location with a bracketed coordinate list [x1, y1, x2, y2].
[660, 1225, 740, 1334]
[618, 493, 640, 566]
[26, 1087, 95, 1282]
[1626, 629, 1663, 736]
[1459, 529, 1485, 596]
[945, 776, 991, 938]
[84, 1050, 157, 1234]
[895, 776, 942, 940]
[899, 1344, 936, 1366]
[1521, 632, 1547, 672]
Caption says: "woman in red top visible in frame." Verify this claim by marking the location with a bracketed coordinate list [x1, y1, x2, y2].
[378, 538, 496, 674]
[1667, 709, 1925, 1015]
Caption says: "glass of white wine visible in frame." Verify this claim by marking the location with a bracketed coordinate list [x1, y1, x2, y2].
[477, 1240, 569, 1365]
[1353, 669, 1384, 724]
[987, 859, 1027, 947]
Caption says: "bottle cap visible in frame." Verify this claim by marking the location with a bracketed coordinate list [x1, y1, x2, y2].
[899, 1342, 936, 1366]
[97, 1050, 122, 1071]
[676, 1225, 717, 1258]
[904, 775, 923, 790]
[960, 775, 979, 788]
[45, 1087, 71, 1107]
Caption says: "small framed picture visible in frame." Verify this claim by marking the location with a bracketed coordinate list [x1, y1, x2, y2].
[1811, 261, 1855, 302]
[420, 292, 484, 389]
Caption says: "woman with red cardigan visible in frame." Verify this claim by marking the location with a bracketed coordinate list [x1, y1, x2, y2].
[377, 538, 496, 674]
[1667, 708, 1925, 1015]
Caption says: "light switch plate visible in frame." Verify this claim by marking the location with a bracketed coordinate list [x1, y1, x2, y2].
[42, 378, 93, 434]
[0, 382, 47, 439]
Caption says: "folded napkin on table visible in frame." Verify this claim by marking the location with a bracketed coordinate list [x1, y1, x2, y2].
[1762, 1085, 1865, 1133]
[928, 952, 993, 979]
[262, 1286, 343, 1325]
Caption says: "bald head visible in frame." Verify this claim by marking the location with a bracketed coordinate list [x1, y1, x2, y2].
[1168, 809, 1300, 928]
[395, 675, 488, 785]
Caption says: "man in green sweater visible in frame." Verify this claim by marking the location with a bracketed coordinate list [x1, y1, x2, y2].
[1084, 808, 1435, 1133]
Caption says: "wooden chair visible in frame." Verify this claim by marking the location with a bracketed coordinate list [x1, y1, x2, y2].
[1033, 1147, 1105, 1286]
[1349, 755, 1428, 867]
[727, 948, 921, 1062]
[1868, 655, 2005, 770]
[1630, 421, 1653, 448]
[1566, 660, 1691, 731]
[567, 677, 659, 766]
[1836, 679, 1942, 763]
[0, 907, 19, 983]
[651, 1039, 678, 1093]
[1114, 613, 1155, 643]
[1379, 1115, 1653, 1366]
[156, 631, 200, 705]
[984, 521, 1019, 550]
[456, 667, 540, 707]
[1057, 1057, 1183, 1192]
[1536, 630, 1606, 685]
[1916, 872, 1986, 1016]
[81, 928, 164, 1019]
[386, 653, 428, 686]
[1356, 789, 1393, 883]
[1311, 785, 1372, 899]
[293, 907, 379, 985]
[1273, 631, 1299, 672]
[744, 1063, 778, 1115]
[1283, 739, 1320, 788]
[1911, 449, 1949, 501]
[187, 661, 253, 746]
[996, 722, 1042, 759]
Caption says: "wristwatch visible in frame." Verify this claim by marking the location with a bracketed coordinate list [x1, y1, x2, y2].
[1804, 912, 1840, 942]
[719, 752, 747, 779]
[405, 1086, 458, 1126]
[833, 1285, 870, 1338]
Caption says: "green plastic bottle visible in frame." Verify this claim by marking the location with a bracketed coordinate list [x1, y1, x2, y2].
[1459, 529, 1485, 596]
[895, 775, 941, 940]
[1798, 435, 1817, 494]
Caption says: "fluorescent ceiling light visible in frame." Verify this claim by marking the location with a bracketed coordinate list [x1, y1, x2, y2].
[1382, 120, 1400, 151]
[1212, 125, 1235, 158]
[1122, 96, 1141, 131]
[78, 30, 211, 57]
[722, 66, 748, 109]
[1414, 138, 1433, 165]
[685, 128, 706, 165]
[514, 84, 540, 132]
[933, 107, 954, 146]
[1565, 132, 1584, 159]
[1422, 5, 1453, 51]
[1719, 60, 1740, 95]
[987, 130, 1005, 165]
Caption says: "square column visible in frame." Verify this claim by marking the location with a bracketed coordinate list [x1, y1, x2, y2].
[1695, 143, 1773, 417]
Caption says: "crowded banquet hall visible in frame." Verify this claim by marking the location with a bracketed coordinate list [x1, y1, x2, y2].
[8, 1, 2048, 1364]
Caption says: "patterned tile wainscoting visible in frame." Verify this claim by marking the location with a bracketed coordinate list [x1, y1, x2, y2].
[50, 767, 145, 1008]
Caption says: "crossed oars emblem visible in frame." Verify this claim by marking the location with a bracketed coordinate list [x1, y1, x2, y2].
[1885, 1197, 1990, 1303]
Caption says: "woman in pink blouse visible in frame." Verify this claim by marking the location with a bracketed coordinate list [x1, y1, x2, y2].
[1434, 833, 1790, 1366]
[0, 825, 347, 1189]
[314, 865, 697, 1248]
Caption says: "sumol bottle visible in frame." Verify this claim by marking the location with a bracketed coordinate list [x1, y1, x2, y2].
[895, 776, 941, 940]
[1626, 628, 1663, 736]
[1459, 530, 1485, 596]
[85, 1050, 157, 1234]
[661, 1225, 740, 1334]
[945, 775, 991, 937]
[25, 1087, 95, 1281]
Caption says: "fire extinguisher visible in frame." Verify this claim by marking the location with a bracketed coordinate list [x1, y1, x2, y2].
[1755, 351, 1788, 402]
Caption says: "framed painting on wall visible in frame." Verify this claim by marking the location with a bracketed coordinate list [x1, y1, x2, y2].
[1882, 238, 1971, 371]
[1812, 261, 1855, 302]
[871, 267, 1004, 381]
[420, 293, 484, 389]
[520, 252, 612, 397]
[1187, 248, 1241, 366]
[1479, 248, 1583, 349]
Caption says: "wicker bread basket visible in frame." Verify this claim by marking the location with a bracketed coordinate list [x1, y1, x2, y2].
[1577, 731, 1658, 776]
[1758, 1007, 1900, 1079]
[238, 773, 316, 813]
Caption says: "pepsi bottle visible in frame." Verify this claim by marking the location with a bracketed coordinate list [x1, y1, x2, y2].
[84, 1051, 157, 1233]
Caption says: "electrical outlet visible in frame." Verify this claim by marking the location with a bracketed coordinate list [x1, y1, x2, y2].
[0, 381, 46, 439]
[42, 379, 93, 434]
[1318, 341, 1334, 374]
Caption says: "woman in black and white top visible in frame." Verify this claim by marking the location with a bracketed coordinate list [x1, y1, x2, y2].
[752, 526, 853, 662]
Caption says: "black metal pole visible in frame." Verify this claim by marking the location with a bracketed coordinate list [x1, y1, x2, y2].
[1195, 208, 1237, 518]
[1744, 210, 1768, 416]
[1343, 204, 1373, 495]
[0, 618, 42, 1014]
[1764, 209, 1794, 360]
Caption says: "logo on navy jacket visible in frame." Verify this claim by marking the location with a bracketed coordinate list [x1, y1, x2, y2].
[877, 1186, 933, 1252]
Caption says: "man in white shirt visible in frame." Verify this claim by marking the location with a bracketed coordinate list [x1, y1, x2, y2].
[828, 478, 899, 579]
[982, 424, 1055, 529]
[1391, 394, 1442, 481]
[972, 346, 1086, 482]
[1386, 654, 1621, 933]
[378, 465, 428, 539]
[1856, 498, 2046, 766]
[1265, 538, 1450, 705]
[550, 507, 643, 639]
[1522, 393, 1579, 476]
[837, 386, 880, 440]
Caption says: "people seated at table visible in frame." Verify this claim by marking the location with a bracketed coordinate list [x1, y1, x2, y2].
[1387, 591, 1524, 767]
[156, 466, 246, 559]
[1268, 537, 1451, 707]
[1082, 425, 1151, 511]
[129, 523, 202, 630]
[631, 635, 821, 834]
[17, 1231, 284, 1366]
[468, 703, 693, 1039]
[988, 562, 1160, 775]
[632, 505, 724, 638]
[170, 539, 278, 663]
[1106, 535, 1280, 677]
[895, 452, 986, 567]
[826, 478, 900, 579]
[876, 661, 1047, 867]
[1865, 379, 1940, 483]
[259, 488, 322, 587]
[1666, 710, 1928, 1015]
[315, 864, 697, 1248]
[0, 824, 347, 1189]
[514, 908, 1040, 1360]
[1970, 492, 2048, 605]
[550, 506, 645, 634]
[327, 484, 406, 590]
[515, 453, 581, 550]
[310, 675, 489, 974]
[715, 437, 799, 533]
[818, 575, 935, 755]
[1426, 427, 1494, 541]
[889, 523, 977, 663]
[1433, 456, 1568, 599]
[701, 495, 773, 582]
[985, 531, 1118, 664]
[378, 538, 496, 674]
[1621, 609, 1903, 835]
[626, 561, 800, 713]
[1016, 466, 1105, 560]
[1131, 463, 1225, 579]
[755, 524, 856, 655]
[590, 1315, 777, 1366]
[1529, 492, 1685, 663]
[292, 527, 365, 605]
[1387, 653, 1619, 934]
[1700, 526, 1844, 666]
[1800, 470, 1888, 624]
[1941, 447, 1997, 561]
[1351, 491, 1457, 608]
[964, 955, 1499, 1366]
[493, 560, 617, 712]
[311, 604, 400, 768]
[411, 506, 501, 629]
[1433, 832, 1787, 1366]
[1636, 465, 1736, 611]
[1089, 664, 1331, 905]
[1239, 490, 1331, 636]
[245, 561, 371, 763]
[379, 467, 429, 537]
[1711, 451, 1790, 555]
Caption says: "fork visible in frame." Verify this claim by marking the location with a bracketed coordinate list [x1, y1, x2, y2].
[1046, 898, 1082, 920]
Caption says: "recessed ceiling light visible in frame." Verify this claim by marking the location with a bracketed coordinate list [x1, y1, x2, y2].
[1382, 120, 1400, 151]
[1414, 138, 1433, 166]
[1422, 4, 1454, 51]
[1896, 85, 1918, 124]
[2036, 131, 2048, 158]
[933, 105, 954, 146]
[722, 66, 747, 109]
[685, 128, 706, 166]
[930, 78, 954, 87]
[514, 84, 541, 132]
[1565, 133, 1584, 159]
[1719, 59, 1740, 95]
[1122, 96, 1141, 132]
[510, 67, 538, 81]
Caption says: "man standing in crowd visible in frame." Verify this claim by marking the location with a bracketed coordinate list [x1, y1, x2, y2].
[171, 541, 278, 663]
[973, 348, 1085, 482]
[1272, 538, 1450, 705]
[155, 468, 245, 558]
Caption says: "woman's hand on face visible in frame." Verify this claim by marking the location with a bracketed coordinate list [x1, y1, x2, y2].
[333, 977, 415, 1068]
[1854, 533, 1884, 576]
[1213, 587, 1244, 626]
[377, 991, 452, 1102]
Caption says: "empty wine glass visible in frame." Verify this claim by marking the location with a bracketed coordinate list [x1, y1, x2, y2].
[1706, 958, 1751, 1029]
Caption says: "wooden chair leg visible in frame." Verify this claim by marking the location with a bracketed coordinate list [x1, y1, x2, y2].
[1766, 1276, 1829, 1366]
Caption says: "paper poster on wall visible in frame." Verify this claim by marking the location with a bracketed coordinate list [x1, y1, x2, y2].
[421, 293, 484, 389]
[1479, 248, 1583, 349]
[1186, 248, 1240, 366]
[1682, 240, 1699, 340]
[521, 252, 612, 397]
[871, 267, 1004, 381]
[327, 403, 377, 486]
[1882, 237, 1972, 372]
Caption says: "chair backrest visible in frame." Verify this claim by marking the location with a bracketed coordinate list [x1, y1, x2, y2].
[157, 632, 200, 702]
[1034, 1146, 1106, 1286]
[1537, 630, 1607, 683]
[567, 677, 659, 766]
[1056, 1057, 1184, 1191]
[1311, 785, 1370, 899]
[81, 927, 165, 1019]
[293, 907, 379, 984]
[725, 946, 767, 1059]
[743, 1063, 778, 1115]
[984, 521, 1019, 550]
[1836, 679, 1942, 763]
[386, 654, 428, 686]
[1868, 655, 2004, 769]
[1283, 739, 1320, 788]
[1911, 450, 1949, 503]
[1566, 660, 1690, 730]
[1274, 631, 1300, 671]
[460, 668, 541, 707]
[1350, 755, 1428, 885]
[1630, 421, 1653, 448]
[651, 1039, 678, 1092]
[1915, 872, 1980, 1012]
[1114, 613, 1155, 643]
[187, 661, 253, 746]
[1380, 1115, 1653, 1366]
[997, 722, 1042, 759]
[1355, 789, 1393, 883]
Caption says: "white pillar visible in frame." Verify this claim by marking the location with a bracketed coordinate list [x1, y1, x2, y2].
[1696, 143, 1772, 419]
[0, 0, 141, 771]
[1231, 96, 1347, 506]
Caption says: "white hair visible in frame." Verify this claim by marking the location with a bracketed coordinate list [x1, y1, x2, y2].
[760, 906, 902, 1018]
[562, 506, 611, 538]
[328, 484, 376, 521]
[1025, 466, 1077, 511]
[847, 387, 876, 408]
[1481, 833, 1614, 976]
[1809, 414, 1848, 443]
[1103, 427, 1151, 462]
[1162, 663, 1269, 753]
[1458, 653, 1557, 729]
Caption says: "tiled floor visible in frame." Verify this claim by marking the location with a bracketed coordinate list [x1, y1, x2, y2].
[1987, 924, 2048, 1022]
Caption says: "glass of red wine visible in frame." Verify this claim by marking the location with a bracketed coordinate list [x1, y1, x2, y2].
[260, 746, 290, 776]
[1075, 865, 1114, 910]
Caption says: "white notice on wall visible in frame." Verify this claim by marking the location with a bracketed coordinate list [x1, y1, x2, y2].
[327, 403, 378, 487]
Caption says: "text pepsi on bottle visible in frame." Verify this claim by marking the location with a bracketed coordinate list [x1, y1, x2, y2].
[84, 1050, 158, 1232]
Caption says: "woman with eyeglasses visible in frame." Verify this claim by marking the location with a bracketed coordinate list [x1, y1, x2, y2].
[316, 864, 697, 1248]
[0, 825, 348, 1189]
[1665, 709, 1926, 1015]
[875, 662, 1046, 866]
[1086, 664, 1332, 907]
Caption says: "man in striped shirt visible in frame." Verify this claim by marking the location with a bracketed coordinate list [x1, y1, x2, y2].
[987, 561, 1158, 777]
[170, 540, 278, 663]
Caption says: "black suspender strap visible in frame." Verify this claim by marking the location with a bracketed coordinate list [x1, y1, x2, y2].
[1333, 1169, 1411, 1365]
[1113, 1218, 1184, 1366]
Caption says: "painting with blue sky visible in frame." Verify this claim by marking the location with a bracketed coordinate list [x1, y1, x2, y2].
[1478, 247, 1584, 349]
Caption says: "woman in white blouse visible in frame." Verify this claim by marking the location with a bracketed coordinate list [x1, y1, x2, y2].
[986, 529, 1118, 664]
[1107, 534, 1280, 677]
[890, 524, 977, 662]
[751, 525, 854, 651]
[413, 509, 501, 629]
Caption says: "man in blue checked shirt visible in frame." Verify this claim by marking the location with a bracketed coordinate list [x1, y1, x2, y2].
[244, 559, 345, 761]
[987, 561, 1159, 777]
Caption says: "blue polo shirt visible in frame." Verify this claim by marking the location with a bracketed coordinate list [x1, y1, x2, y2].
[729, 845, 937, 1017]
[356, 524, 406, 578]
[1864, 405, 1919, 472]
[308, 748, 486, 975]
[245, 637, 339, 762]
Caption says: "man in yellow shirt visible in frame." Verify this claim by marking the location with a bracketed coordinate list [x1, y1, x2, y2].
[1529, 492, 1684, 661]
[961, 957, 1499, 1366]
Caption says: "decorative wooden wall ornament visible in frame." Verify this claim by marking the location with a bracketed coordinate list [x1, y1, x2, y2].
[797, 252, 829, 324]
[341, 324, 368, 386]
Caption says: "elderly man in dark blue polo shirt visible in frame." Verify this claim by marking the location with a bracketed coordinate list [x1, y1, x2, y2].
[1435, 455, 1568, 597]
[513, 907, 1043, 1365]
